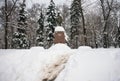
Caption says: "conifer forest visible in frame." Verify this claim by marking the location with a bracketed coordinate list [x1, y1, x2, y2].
[0, 0, 120, 49]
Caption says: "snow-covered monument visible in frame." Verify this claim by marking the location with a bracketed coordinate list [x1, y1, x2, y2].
[54, 26, 68, 44]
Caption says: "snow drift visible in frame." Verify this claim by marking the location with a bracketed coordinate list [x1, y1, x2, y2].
[0, 45, 120, 81]
[55, 48, 120, 81]
[0, 44, 72, 81]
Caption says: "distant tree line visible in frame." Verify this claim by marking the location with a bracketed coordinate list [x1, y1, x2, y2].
[0, 0, 120, 49]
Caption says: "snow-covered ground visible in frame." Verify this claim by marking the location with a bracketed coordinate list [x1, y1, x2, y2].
[0, 44, 120, 81]
[55, 47, 120, 81]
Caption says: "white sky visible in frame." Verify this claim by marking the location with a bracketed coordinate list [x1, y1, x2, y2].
[26, 0, 72, 8]
[0, 0, 97, 8]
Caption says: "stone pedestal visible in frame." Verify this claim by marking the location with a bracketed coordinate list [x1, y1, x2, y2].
[54, 31, 65, 44]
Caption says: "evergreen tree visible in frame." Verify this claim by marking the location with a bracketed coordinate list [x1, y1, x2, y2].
[45, 0, 57, 48]
[12, 0, 29, 49]
[70, 0, 81, 48]
[36, 11, 44, 46]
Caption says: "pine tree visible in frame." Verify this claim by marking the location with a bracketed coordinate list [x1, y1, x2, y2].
[36, 11, 44, 46]
[12, 0, 29, 49]
[70, 0, 81, 48]
[45, 0, 57, 48]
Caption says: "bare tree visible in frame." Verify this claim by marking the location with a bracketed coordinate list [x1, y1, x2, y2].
[99, 0, 114, 48]
[80, 0, 87, 46]
[4, 0, 18, 49]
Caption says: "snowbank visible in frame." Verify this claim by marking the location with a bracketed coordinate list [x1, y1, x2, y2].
[78, 46, 92, 50]
[30, 46, 45, 54]
[30, 46, 44, 51]
[49, 44, 71, 51]
[55, 48, 120, 81]
[0, 45, 120, 81]
[0, 44, 72, 81]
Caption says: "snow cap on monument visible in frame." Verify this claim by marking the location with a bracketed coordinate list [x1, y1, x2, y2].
[55, 26, 65, 32]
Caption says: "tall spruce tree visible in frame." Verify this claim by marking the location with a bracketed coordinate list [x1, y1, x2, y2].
[12, 0, 29, 49]
[36, 11, 44, 46]
[70, 0, 81, 48]
[45, 0, 57, 48]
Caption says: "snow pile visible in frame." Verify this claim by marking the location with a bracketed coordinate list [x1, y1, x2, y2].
[78, 46, 92, 49]
[0, 45, 120, 81]
[30, 46, 45, 54]
[55, 48, 120, 81]
[0, 44, 72, 81]
[49, 44, 71, 51]
[78, 46, 92, 51]
[0, 50, 31, 81]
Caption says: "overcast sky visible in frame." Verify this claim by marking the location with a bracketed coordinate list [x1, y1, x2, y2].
[26, 0, 72, 8]
[0, 0, 97, 9]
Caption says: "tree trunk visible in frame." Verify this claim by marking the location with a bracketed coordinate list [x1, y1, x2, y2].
[4, 0, 8, 49]
[99, 0, 113, 48]
[4, 0, 18, 49]
[103, 20, 108, 48]
[81, 7, 87, 46]
[93, 26, 98, 48]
